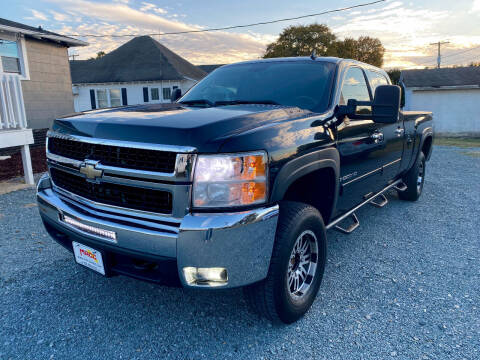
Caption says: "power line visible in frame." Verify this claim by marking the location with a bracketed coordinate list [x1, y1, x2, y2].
[58, 0, 386, 38]
[441, 44, 480, 60]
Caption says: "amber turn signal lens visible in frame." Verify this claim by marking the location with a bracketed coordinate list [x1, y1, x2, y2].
[241, 182, 266, 205]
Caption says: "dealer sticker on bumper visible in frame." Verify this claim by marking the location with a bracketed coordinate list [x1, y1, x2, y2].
[72, 242, 105, 275]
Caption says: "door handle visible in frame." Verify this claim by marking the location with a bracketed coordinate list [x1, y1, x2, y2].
[395, 127, 405, 137]
[370, 132, 384, 143]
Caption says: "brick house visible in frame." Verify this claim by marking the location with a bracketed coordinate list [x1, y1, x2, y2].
[0, 18, 86, 182]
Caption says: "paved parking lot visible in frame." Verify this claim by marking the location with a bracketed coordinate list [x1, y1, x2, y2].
[1, 145, 479, 360]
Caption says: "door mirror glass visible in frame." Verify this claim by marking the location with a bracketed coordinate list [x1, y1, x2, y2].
[372, 85, 401, 123]
[171, 88, 182, 102]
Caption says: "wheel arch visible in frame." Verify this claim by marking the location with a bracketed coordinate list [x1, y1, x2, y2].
[419, 127, 434, 161]
[270, 147, 340, 224]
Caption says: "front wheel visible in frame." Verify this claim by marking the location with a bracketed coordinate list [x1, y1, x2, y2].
[244, 201, 327, 324]
[398, 152, 426, 201]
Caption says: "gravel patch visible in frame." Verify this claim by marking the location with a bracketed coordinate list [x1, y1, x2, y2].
[1, 145, 479, 360]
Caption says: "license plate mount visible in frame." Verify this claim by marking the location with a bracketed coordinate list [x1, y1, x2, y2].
[72, 241, 106, 275]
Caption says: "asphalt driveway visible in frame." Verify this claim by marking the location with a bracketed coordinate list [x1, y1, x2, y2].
[1, 145, 479, 360]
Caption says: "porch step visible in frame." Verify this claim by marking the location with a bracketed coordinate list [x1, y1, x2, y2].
[0, 156, 12, 161]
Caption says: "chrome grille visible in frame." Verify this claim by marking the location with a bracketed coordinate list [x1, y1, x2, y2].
[48, 137, 177, 173]
[50, 168, 173, 214]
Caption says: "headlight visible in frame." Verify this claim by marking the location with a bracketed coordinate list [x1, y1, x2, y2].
[193, 151, 267, 208]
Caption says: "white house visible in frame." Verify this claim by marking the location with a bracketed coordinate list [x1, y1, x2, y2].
[400, 66, 480, 136]
[70, 36, 206, 112]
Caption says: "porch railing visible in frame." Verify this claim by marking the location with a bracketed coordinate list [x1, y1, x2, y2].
[0, 73, 34, 184]
[0, 73, 28, 129]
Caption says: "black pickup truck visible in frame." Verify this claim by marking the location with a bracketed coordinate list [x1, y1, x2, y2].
[37, 56, 433, 323]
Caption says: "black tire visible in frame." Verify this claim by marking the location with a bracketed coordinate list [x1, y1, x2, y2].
[398, 151, 426, 201]
[243, 201, 327, 324]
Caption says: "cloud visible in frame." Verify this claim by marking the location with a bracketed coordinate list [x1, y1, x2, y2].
[45, 0, 272, 64]
[331, 2, 453, 68]
[472, 0, 480, 12]
[50, 11, 70, 22]
[140, 2, 167, 14]
[26, 9, 48, 21]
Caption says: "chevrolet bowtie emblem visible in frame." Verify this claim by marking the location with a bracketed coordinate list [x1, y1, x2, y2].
[79, 160, 103, 180]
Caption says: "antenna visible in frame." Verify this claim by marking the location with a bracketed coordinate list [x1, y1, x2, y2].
[310, 49, 317, 60]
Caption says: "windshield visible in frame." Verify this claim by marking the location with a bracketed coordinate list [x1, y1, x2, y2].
[181, 61, 336, 112]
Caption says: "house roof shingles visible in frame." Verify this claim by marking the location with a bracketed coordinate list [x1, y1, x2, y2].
[401, 66, 480, 88]
[70, 36, 207, 84]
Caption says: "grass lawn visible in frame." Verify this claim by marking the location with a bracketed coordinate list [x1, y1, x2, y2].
[435, 137, 480, 148]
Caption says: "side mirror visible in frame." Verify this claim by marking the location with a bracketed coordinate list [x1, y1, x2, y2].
[372, 85, 401, 123]
[171, 88, 182, 102]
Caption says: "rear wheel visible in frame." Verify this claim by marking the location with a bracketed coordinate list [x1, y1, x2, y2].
[244, 201, 327, 324]
[398, 152, 426, 201]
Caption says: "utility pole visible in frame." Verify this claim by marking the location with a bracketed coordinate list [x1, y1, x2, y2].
[429, 41, 450, 68]
[69, 50, 79, 61]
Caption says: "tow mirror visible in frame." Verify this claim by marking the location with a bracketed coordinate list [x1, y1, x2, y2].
[372, 85, 401, 123]
[171, 88, 182, 102]
[335, 85, 401, 124]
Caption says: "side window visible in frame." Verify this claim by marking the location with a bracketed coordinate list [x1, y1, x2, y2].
[340, 67, 371, 115]
[0, 39, 21, 74]
[367, 70, 389, 94]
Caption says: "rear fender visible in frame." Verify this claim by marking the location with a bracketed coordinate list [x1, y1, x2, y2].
[419, 127, 434, 161]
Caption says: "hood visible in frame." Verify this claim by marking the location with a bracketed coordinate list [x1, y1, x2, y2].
[52, 104, 312, 152]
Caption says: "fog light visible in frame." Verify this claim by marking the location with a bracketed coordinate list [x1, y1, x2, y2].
[183, 267, 228, 286]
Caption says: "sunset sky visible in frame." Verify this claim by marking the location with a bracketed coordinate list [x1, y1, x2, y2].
[3, 0, 480, 69]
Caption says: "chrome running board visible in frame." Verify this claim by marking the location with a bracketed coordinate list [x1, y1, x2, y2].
[327, 179, 403, 234]
[394, 181, 407, 192]
[334, 213, 359, 234]
[370, 193, 388, 208]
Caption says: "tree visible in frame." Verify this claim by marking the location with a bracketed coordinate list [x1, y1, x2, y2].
[263, 24, 385, 68]
[386, 68, 401, 85]
[263, 24, 337, 58]
[96, 51, 106, 59]
[335, 36, 385, 67]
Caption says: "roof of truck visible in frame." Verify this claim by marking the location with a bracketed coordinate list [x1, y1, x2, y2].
[222, 56, 385, 72]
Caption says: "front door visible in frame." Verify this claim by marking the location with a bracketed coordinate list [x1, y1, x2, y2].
[335, 67, 386, 214]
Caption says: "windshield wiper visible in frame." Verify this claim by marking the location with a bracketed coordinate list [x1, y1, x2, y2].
[214, 100, 279, 106]
[179, 99, 214, 107]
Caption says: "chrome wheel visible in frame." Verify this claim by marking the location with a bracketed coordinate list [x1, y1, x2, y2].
[417, 160, 424, 192]
[287, 230, 318, 299]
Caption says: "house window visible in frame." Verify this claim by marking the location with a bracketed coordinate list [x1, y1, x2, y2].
[110, 89, 121, 107]
[151, 88, 160, 100]
[96, 89, 108, 108]
[95, 89, 122, 109]
[0, 39, 20, 73]
[163, 88, 171, 100]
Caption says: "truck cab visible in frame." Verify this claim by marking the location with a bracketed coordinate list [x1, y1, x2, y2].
[37, 57, 433, 323]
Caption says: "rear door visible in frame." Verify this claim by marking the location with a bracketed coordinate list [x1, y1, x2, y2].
[366, 70, 404, 185]
[335, 66, 386, 213]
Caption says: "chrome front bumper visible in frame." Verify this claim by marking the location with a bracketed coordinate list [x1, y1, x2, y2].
[36, 174, 279, 288]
